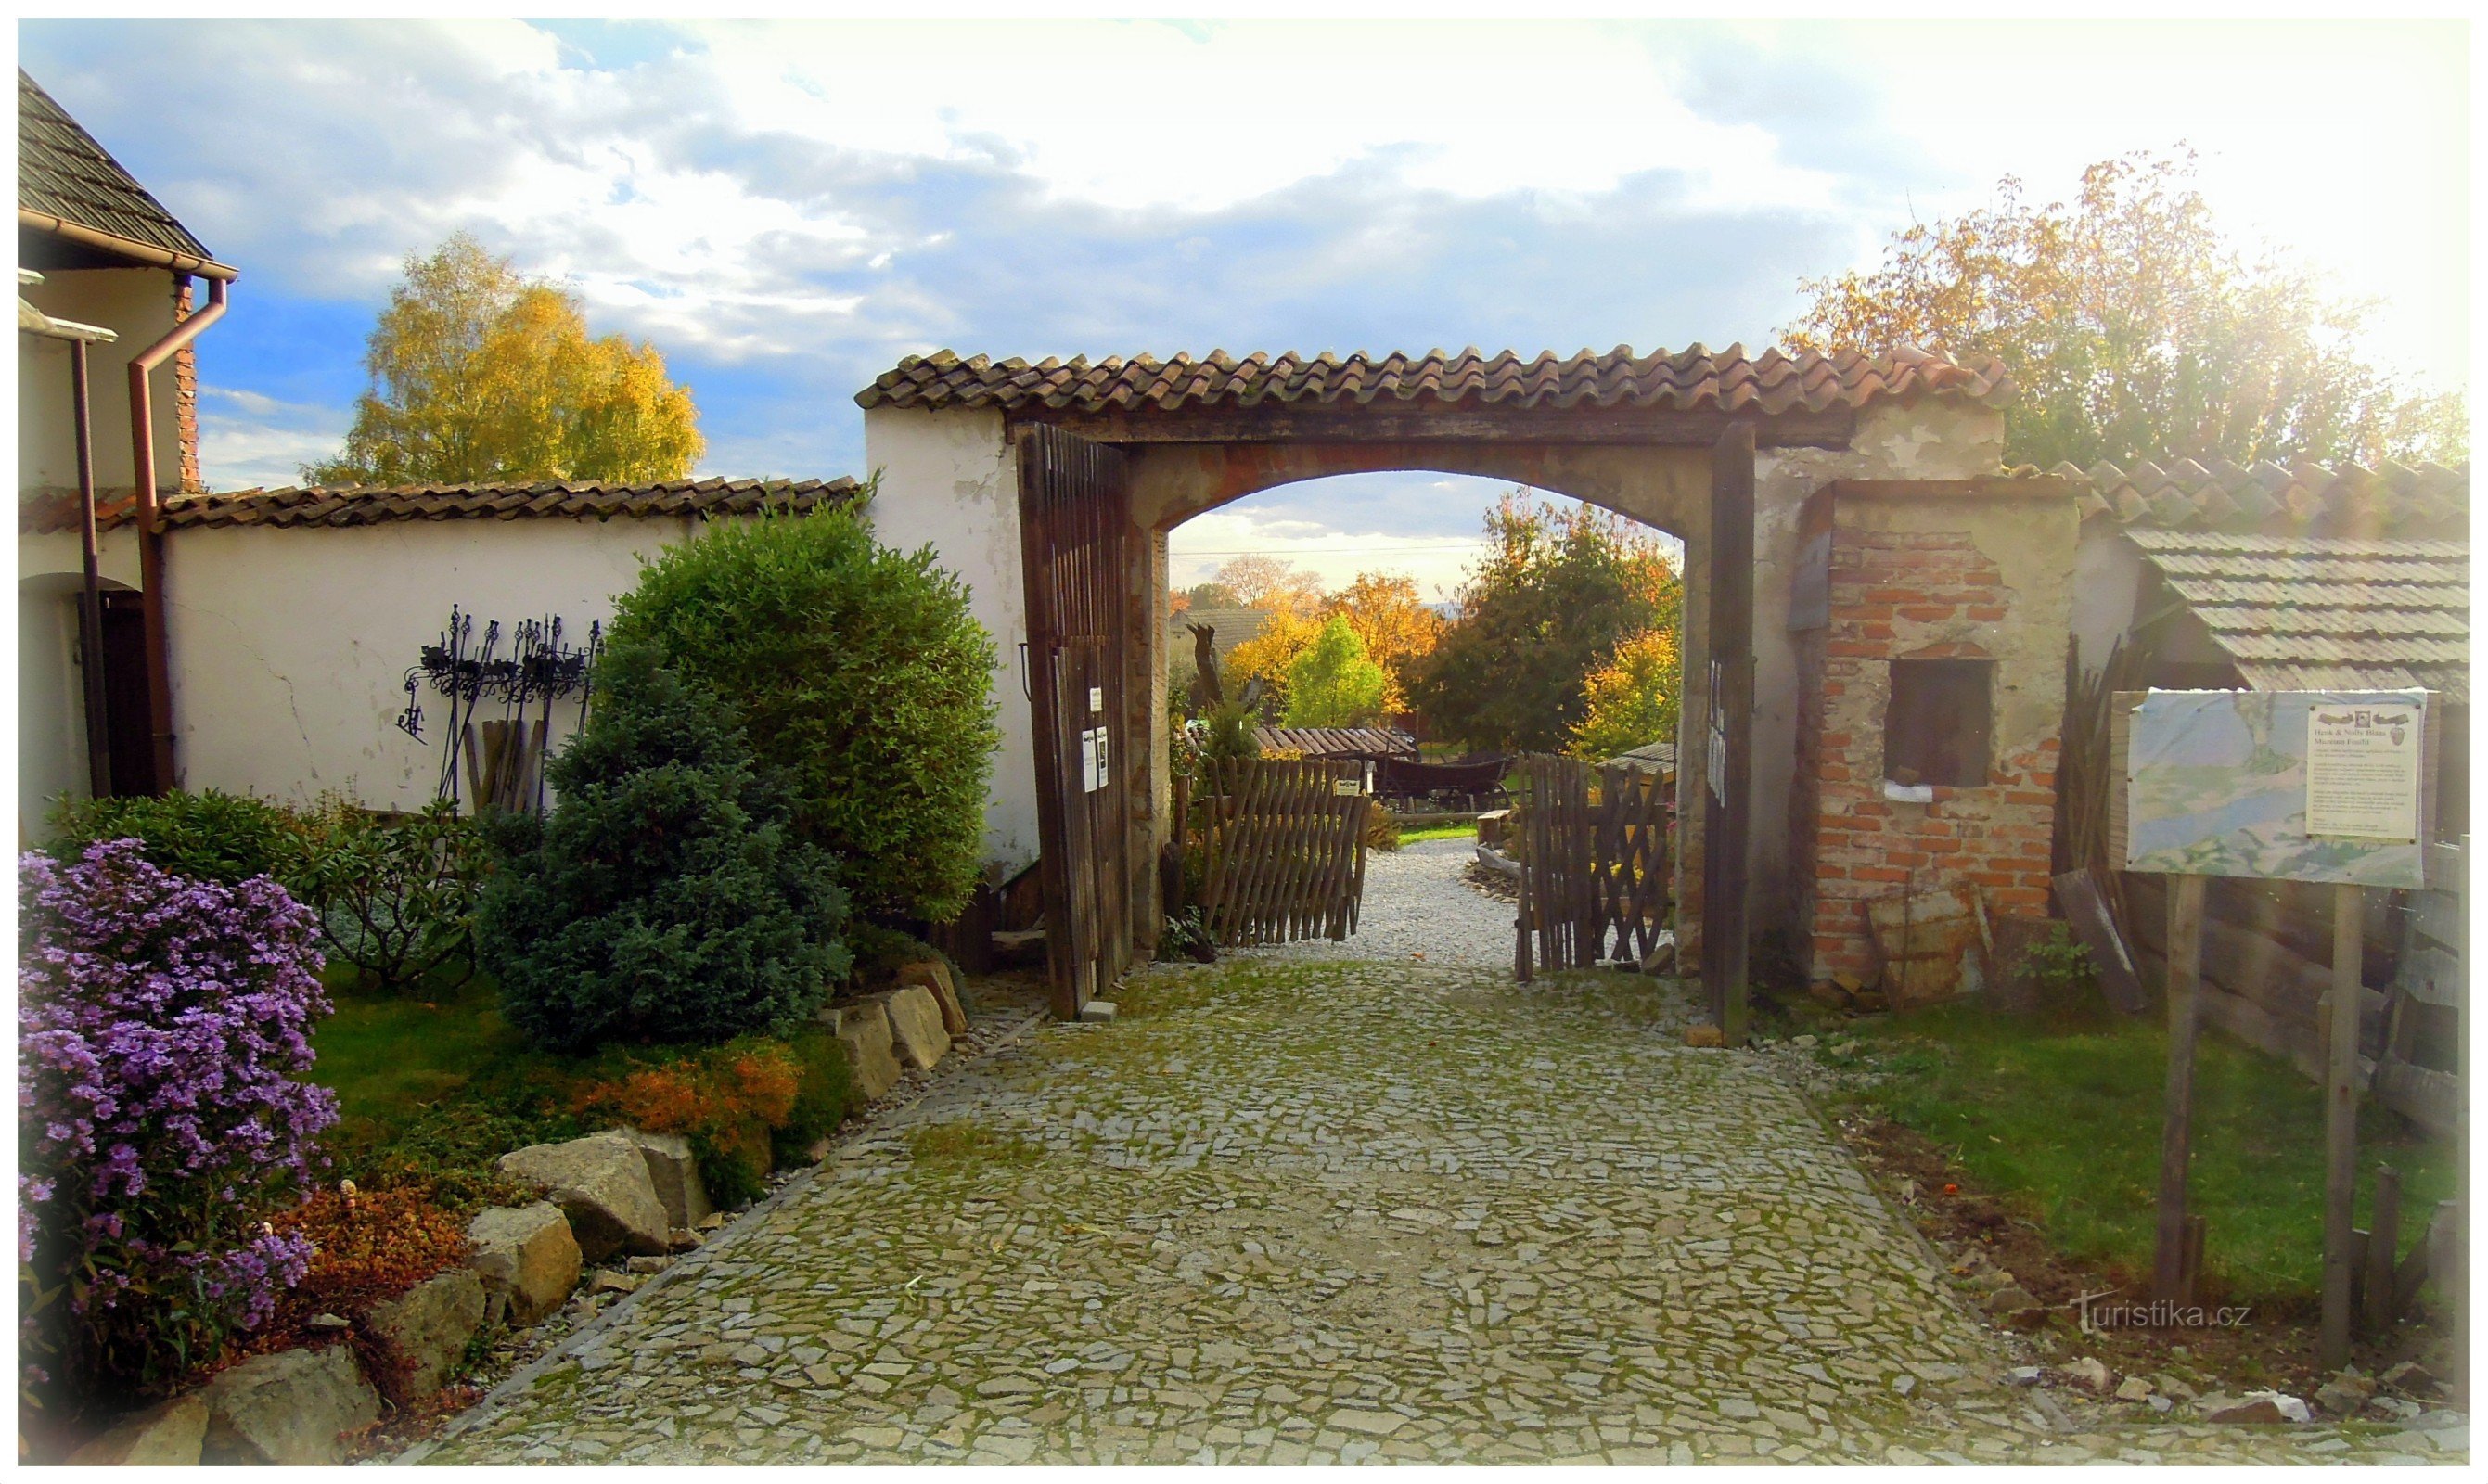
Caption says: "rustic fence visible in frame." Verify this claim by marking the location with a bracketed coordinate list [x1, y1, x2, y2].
[1186, 757, 1370, 947]
[1512, 756, 1673, 981]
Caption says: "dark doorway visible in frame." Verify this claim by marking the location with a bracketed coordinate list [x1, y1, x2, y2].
[98, 591, 158, 797]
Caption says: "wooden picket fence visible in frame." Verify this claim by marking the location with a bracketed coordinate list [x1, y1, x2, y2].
[1189, 757, 1371, 947]
[1513, 756, 1674, 981]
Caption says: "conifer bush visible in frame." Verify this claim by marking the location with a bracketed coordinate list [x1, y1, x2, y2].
[476, 641, 852, 1051]
[607, 507, 998, 923]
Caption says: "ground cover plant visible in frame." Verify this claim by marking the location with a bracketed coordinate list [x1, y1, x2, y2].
[607, 505, 998, 923]
[17, 841, 340, 1419]
[1827, 999, 2456, 1304]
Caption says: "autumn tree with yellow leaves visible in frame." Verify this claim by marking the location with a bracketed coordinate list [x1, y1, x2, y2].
[307, 233, 704, 485]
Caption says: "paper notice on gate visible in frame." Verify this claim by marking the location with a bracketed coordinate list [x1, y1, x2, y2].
[1093, 727, 1110, 791]
[1079, 727, 1100, 793]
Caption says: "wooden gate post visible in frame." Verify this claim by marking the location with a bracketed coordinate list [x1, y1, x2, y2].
[1702, 424, 1756, 1044]
[2154, 873, 2207, 1305]
[2319, 880, 2365, 1371]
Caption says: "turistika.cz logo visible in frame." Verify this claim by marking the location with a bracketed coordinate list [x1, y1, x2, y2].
[2073, 1293, 2251, 1333]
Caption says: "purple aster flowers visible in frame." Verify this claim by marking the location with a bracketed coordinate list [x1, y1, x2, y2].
[18, 839, 338, 1401]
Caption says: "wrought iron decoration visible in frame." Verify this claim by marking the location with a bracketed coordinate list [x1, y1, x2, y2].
[397, 607, 602, 812]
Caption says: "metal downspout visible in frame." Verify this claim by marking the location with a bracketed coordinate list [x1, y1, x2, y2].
[127, 275, 228, 793]
[72, 339, 111, 797]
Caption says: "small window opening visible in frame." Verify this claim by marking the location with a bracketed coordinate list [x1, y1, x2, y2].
[1884, 659, 1992, 788]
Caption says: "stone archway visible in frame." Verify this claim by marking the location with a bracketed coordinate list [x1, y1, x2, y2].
[1123, 440, 1725, 990]
[858, 346, 2018, 1030]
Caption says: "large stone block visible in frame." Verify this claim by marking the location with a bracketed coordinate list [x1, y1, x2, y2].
[365, 1268, 487, 1397]
[628, 1130, 712, 1231]
[67, 1392, 209, 1465]
[897, 959, 969, 1035]
[876, 984, 951, 1070]
[199, 1344, 380, 1465]
[466, 1201, 582, 1326]
[834, 1002, 903, 1103]
[496, 1132, 670, 1261]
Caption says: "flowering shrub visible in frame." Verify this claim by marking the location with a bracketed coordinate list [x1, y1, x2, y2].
[18, 841, 339, 1408]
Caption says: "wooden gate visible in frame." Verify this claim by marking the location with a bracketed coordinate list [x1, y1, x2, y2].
[1187, 757, 1370, 947]
[1512, 756, 1674, 980]
[1017, 424, 1135, 1018]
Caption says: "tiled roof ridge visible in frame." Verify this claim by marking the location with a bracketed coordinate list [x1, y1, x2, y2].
[28, 476, 861, 533]
[2058, 455, 2469, 538]
[856, 344, 2015, 416]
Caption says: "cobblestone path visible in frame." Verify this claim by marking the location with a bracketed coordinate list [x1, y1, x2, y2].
[428, 959, 2461, 1465]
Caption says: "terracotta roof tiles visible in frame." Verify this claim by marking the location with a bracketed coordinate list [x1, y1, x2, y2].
[2061, 456, 2468, 540]
[24, 478, 861, 534]
[857, 345, 2013, 417]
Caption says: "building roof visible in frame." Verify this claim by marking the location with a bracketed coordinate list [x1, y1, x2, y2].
[25, 477, 861, 534]
[1169, 607, 1272, 659]
[18, 70, 232, 276]
[1252, 725, 1416, 760]
[859, 344, 2013, 416]
[2064, 456, 2468, 541]
[2126, 527, 2470, 703]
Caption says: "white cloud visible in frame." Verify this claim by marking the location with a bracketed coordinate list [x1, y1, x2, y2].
[195, 387, 350, 491]
[685, 19, 1842, 216]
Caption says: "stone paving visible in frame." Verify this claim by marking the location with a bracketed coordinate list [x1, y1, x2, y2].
[424, 947, 2465, 1465]
[1228, 835, 1514, 970]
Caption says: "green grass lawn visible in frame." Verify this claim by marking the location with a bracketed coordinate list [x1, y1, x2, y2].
[1828, 1001, 2457, 1307]
[312, 969, 521, 1131]
[1396, 820, 1480, 845]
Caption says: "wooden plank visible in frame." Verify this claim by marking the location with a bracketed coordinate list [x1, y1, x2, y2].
[2320, 880, 2364, 1372]
[2055, 867, 2148, 1015]
[2155, 874, 2208, 1305]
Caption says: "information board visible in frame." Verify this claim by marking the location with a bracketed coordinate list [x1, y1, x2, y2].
[2122, 689, 2430, 888]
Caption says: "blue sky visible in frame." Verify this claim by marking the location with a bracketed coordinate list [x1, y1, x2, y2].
[19, 18, 2469, 601]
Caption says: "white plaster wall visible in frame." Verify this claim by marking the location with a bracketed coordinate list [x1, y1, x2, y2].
[17, 268, 185, 495]
[860, 405, 1036, 875]
[163, 518, 687, 812]
[2068, 525, 2145, 682]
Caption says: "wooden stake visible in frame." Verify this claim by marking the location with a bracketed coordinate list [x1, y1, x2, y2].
[2154, 872, 2207, 1305]
[2319, 881, 2364, 1372]
[2365, 1164, 2403, 1335]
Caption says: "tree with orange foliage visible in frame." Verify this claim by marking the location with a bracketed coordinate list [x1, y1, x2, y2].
[1322, 570, 1443, 713]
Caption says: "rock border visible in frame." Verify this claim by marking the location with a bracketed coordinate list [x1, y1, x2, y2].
[412, 1004, 1051, 1461]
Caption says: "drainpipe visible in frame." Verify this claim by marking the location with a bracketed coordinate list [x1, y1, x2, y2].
[72, 339, 114, 797]
[127, 275, 228, 794]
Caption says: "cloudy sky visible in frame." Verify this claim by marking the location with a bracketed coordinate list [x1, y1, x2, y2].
[19, 17, 2469, 601]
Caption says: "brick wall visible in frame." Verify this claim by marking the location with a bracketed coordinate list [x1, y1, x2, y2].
[1800, 506, 2065, 987]
[173, 277, 202, 494]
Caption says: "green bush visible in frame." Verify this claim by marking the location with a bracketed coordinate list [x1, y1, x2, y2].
[772, 1029, 857, 1168]
[45, 787, 318, 892]
[302, 798, 491, 993]
[608, 507, 999, 923]
[476, 641, 853, 1051]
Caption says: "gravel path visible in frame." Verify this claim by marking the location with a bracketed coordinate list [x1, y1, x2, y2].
[1232, 836, 1513, 969]
[424, 957, 2456, 1465]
